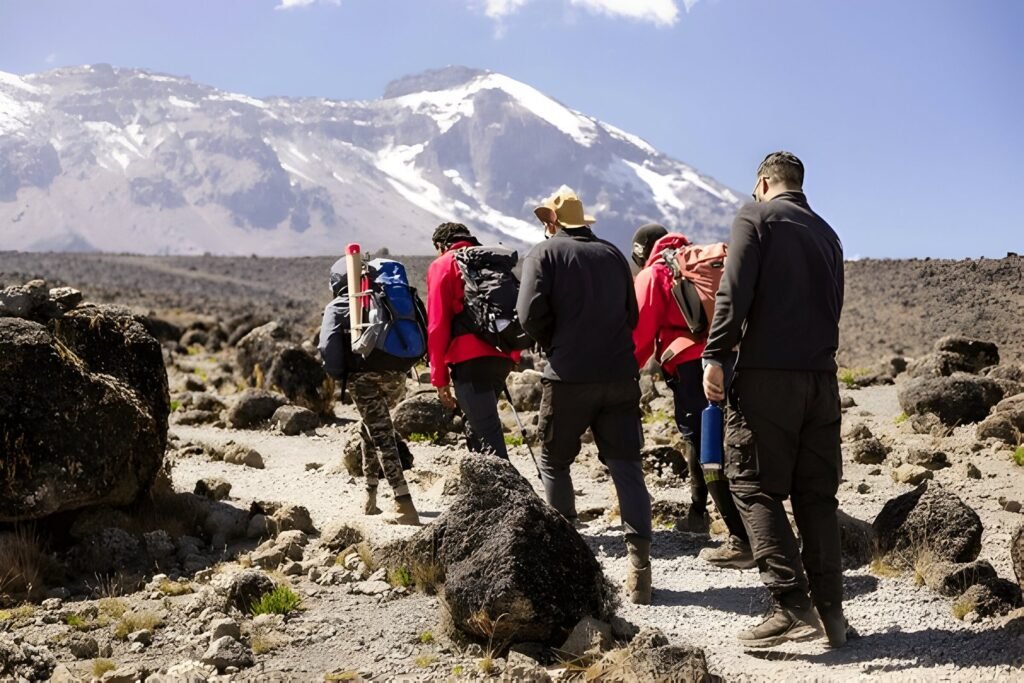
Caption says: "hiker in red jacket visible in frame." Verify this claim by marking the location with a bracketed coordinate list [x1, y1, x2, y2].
[632, 225, 753, 569]
[427, 222, 519, 459]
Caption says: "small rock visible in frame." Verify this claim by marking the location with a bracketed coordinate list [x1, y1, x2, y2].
[250, 546, 285, 570]
[41, 598, 62, 611]
[66, 634, 99, 659]
[842, 422, 873, 442]
[282, 560, 304, 576]
[128, 629, 153, 645]
[891, 464, 934, 485]
[961, 462, 983, 479]
[195, 478, 233, 501]
[272, 405, 320, 435]
[272, 504, 316, 534]
[202, 636, 255, 673]
[209, 618, 241, 642]
[352, 580, 391, 595]
[227, 570, 275, 613]
[305, 462, 323, 471]
[559, 616, 612, 662]
[1000, 499, 1022, 514]
[856, 483, 871, 494]
[102, 665, 147, 683]
[246, 514, 270, 540]
[223, 444, 265, 469]
[850, 438, 889, 464]
[956, 578, 1023, 618]
[905, 448, 951, 470]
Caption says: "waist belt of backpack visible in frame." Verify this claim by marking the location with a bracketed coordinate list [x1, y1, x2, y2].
[659, 335, 702, 366]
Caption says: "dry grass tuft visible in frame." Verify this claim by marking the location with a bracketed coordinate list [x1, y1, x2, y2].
[114, 609, 163, 640]
[0, 526, 53, 599]
[92, 659, 117, 677]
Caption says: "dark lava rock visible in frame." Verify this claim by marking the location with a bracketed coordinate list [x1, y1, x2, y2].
[873, 482, 983, 567]
[897, 373, 1004, 426]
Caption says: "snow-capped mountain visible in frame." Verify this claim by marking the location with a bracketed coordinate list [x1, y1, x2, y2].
[0, 64, 741, 255]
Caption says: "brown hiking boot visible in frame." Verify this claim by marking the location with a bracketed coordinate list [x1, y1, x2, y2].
[737, 604, 824, 648]
[817, 603, 849, 648]
[698, 536, 756, 570]
[391, 495, 421, 526]
[625, 537, 652, 605]
[364, 487, 382, 516]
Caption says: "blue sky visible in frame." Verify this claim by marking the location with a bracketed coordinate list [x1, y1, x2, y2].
[1, 0, 1021, 259]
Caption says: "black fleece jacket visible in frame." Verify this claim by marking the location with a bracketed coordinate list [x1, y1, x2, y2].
[703, 191, 844, 372]
[516, 227, 640, 382]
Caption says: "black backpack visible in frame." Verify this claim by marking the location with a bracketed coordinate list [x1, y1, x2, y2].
[453, 246, 532, 353]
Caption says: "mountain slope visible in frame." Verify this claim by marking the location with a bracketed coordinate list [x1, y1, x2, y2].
[0, 64, 741, 255]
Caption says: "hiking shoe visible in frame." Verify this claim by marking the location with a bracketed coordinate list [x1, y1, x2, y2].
[680, 507, 710, 534]
[737, 604, 824, 648]
[699, 536, 756, 570]
[391, 495, 421, 526]
[817, 603, 849, 649]
[364, 488, 381, 516]
[625, 537, 652, 605]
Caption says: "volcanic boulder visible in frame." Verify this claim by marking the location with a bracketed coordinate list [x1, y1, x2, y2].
[872, 482, 983, 567]
[897, 373, 1004, 426]
[0, 305, 168, 522]
[387, 455, 610, 645]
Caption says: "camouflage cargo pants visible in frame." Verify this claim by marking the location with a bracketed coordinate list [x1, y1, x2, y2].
[349, 371, 410, 497]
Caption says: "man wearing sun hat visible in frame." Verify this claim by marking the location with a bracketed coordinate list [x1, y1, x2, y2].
[516, 186, 654, 605]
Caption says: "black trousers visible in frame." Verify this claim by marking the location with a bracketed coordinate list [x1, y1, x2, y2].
[665, 358, 747, 542]
[537, 378, 652, 541]
[725, 369, 843, 610]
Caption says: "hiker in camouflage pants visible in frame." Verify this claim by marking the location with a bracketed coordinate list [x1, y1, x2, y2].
[349, 371, 410, 513]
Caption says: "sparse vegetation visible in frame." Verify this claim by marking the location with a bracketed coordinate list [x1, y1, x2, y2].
[0, 605, 35, 622]
[415, 654, 438, 668]
[642, 409, 672, 425]
[250, 584, 302, 616]
[251, 627, 287, 654]
[419, 630, 434, 644]
[408, 432, 440, 444]
[477, 656, 495, 675]
[894, 412, 908, 425]
[452, 665, 464, 677]
[869, 556, 902, 578]
[838, 367, 869, 389]
[114, 609, 162, 640]
[64, 613, 88, 628]
[0, 525, 52, 599]
[952, 598, 973, 620]
[157, 578, 193, 596]
[324, 672, 360, 681]
[388, 566, 413, 588]
[98, 598, 129, 619]
[92, 659, 117, 677]
[503, 434, 524, 446]
[170, 399, 182, 412]
[1014, 446, 1024, 466]
[411, 560, 444, 595]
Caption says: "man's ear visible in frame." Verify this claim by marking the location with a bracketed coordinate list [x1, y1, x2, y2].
[536, 207, 557, 225]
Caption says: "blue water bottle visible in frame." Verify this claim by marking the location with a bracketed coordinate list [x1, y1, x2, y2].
[700, 401, 724, 470]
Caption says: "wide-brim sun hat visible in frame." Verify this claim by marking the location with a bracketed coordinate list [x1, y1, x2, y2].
[533, 186, 596, 228]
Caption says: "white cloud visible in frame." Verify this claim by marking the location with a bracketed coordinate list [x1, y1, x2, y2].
[44, 53, 57, 64]
[479, 0, 696, 26]
[275, 0, 340, 10]
[569, 0, 680, 26]
[483, 0, 531, 19]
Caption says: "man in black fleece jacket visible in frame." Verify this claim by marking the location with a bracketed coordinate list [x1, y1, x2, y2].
[703, 152, 848, 649]
[517, 186, 653, 605]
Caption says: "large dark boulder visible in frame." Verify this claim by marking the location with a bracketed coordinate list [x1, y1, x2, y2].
[976, 393, 1024, 445]
[956, 578, 1023, 618]
[897, 373, 1004, 426]
[0, 305, 168, 522]
[267, 347, 333, 416]
[872, 482, 983, 567]
[236, 322, 332, 415]
[227, 390, 287, 429]
[392, 392, 455, 439]
[906, 351, 980, 379]
[386, 455, 610, 645]
[934, 336, 999, 371]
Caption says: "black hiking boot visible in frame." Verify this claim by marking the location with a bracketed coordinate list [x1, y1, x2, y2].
[737, 604, 824, 648]
[817, 603, 849, 648]
[698, 536, 756, 570]
[681, 506, 710, 534]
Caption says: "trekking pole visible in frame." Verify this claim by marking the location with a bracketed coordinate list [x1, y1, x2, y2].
[503, 384, 542, 481]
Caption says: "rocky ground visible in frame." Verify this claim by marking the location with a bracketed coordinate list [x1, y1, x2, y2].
[2, 267, 1024, 682]
[2, 252, 1022, 368]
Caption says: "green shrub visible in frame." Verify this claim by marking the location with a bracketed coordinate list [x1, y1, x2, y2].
[408, 432, 439, 444]
[250, 584, 302, 616]
[894, 412, 908, 425]
[388, 566, 412, 588]
[504, 434, 524, 447]
[419, 630, 434, 644]
[1014, 447, 1024, 467]
[642, 410, 672, 425]
[170, 400, 182, 412]
[64, 613, 87, 628]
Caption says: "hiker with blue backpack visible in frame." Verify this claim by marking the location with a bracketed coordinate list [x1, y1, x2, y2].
[318, 247, 428, 525]
[426, 223, 531, 460]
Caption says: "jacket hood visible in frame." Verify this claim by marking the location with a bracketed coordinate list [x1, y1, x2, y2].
[329, 257, 349, 298]
[645, 233, 691, 267]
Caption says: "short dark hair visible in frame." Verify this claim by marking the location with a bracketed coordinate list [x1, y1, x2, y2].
[432, 222, 472, 249]
[756, 151, 804, 189]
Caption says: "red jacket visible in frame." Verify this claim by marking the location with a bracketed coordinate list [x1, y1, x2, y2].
[633, 233, 705, 375]
[426, 240, 520, 387]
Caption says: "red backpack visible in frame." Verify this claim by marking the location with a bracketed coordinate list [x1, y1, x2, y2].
[657, 242, 728, 364]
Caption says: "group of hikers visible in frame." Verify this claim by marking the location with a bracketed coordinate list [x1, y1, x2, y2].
[317, 151, 848, 650]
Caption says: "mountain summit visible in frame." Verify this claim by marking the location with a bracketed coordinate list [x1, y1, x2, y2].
[0, 64, 741, 255]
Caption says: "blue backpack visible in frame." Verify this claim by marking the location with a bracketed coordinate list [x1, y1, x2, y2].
[350, 258, 428, 371]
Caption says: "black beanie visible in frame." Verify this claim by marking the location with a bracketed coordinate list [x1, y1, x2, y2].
[630, 223, 669, 268]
